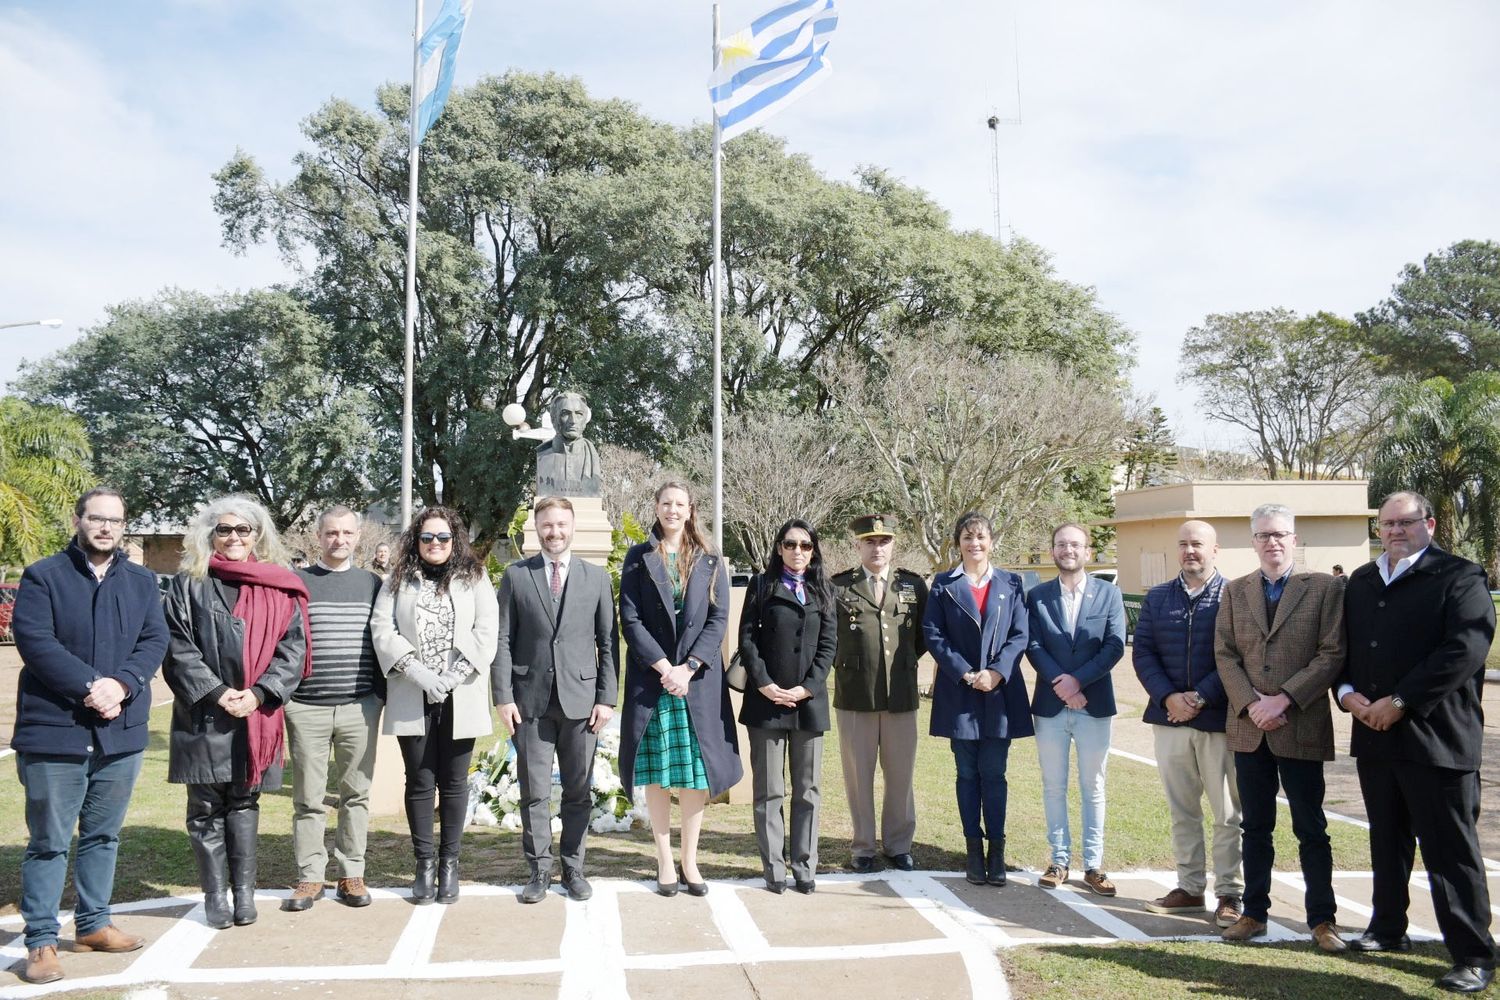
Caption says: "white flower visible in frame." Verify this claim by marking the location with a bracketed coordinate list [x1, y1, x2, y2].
[501, 812, 523, 832]
[470, 806, 498, 827]
[550, 816, 563, 834]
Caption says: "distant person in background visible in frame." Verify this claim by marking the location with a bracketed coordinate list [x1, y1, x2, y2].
[282, 506, 384, 913]
[370, 543, 392, 579]
[373, 507, 498, 905]
[1024, 523, 1126, 897]
[13, 488, 169, 985]
[162, 495, 310, 932]
[1331, 564, 1345, 579]
[923, 511, 1032, 887]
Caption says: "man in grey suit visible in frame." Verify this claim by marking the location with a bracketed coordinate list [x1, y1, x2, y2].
[493, 497, 619, 902]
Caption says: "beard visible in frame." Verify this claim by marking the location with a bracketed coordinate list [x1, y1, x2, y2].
[78, 533, 118, 558]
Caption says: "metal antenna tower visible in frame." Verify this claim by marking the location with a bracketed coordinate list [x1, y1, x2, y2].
[987, 11, 1024, 246]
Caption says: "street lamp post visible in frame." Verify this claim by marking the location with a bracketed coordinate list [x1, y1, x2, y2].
[0, 319, 62, 331]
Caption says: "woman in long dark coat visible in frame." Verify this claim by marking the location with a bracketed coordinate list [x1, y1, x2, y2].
[923, 511, 1032, 888]
[163, 495, 309, 930]
[737, 518, 838, 893]
[619, 481, 741, 896]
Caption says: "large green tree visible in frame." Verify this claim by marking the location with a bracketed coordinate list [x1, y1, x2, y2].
[0, 397, 95, 570]
[20, 289, 375, 529]
[1371, 373, 1500, 581]
[1359, 240, 1500, 382]
[1179, 309, 1385, 479]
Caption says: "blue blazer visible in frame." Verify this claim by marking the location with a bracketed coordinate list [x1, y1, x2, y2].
[1024, 577, 1126, 719]
[923, 566, 1033, 741]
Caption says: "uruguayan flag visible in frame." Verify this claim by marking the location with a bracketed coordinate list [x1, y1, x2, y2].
[709, 0, 838, 142]
[415, 0, 473, 143]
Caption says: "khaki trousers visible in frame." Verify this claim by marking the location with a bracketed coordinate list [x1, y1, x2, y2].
[285, 694, 382, 881]
[1152, 725, 1243, 897]
[836, 708, 917, 858]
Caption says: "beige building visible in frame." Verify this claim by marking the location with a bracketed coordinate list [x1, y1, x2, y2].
[1100, 480, 1376, 595]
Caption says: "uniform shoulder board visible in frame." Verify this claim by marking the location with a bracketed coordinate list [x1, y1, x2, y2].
[830, 567, 860, 583]
[894, 567, 925, 580]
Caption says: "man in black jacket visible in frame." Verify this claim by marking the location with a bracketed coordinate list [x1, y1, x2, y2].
[12, 488, 169, 985]
[1338, 491, 1496, 993]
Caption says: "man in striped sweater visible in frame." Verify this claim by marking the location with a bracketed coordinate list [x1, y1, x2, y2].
[282, 506, 385, 911]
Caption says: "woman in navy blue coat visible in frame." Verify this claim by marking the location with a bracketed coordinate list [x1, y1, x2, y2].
[923, 511, 1033, 886]
[619, 482, 742, 896]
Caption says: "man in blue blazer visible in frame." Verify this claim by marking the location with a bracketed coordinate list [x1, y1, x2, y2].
[1025, 523, 1126, 897]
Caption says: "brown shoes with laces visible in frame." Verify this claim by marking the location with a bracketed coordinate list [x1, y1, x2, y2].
[282, 881, 326, 912]
[1038, 864, 1068, 889]
[22, 945, 63, 984]
[1214, 895, 1244, 928]
[337, 877, 372, 907]
[1145, 887, 1206, 914]
[1221, 915, 1267, 941]
[1312, 921, 1347, 952]
[73, 924, 144, 953]
[1083, 869, 1117, 897]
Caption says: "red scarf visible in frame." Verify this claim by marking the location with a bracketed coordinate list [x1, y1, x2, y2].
[209, 554, 312, 786]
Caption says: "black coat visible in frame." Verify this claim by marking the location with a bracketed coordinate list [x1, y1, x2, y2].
[737, 575, 838, 732]
[618, 541, 743, 798]
[1340, 545, 1495, 770]
[161, 572, 307, 785]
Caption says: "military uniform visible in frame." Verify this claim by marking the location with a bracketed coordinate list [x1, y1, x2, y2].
[832, 514, 929, 868]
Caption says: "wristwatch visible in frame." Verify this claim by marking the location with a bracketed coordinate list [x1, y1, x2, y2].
[1390, 693, 1406, 712]
[1186, 691, 1207, 709]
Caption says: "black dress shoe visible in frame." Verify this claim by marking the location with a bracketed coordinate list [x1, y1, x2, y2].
[765, 879, 786, 895]
[884, 853, 915, 872]
[684, 879, 709, 896]
[793, 879, 816, 894]
[1349, 932, 1412, 953]
[1436, 965, 1494, 994]
[851, 856, 876, 874]
[562, 869, 593, 901]
[655, 870, 680, 897]
[520, 871, 549, 904]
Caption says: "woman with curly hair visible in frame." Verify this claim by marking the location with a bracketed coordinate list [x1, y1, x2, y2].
[372, 506, 498, 905]
[162, 495, 310, 930]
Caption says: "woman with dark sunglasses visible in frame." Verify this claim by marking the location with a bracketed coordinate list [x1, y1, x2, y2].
[162, 495, 309, 930]
[737, 518, 838, 893]
[372, 507, 498, 905]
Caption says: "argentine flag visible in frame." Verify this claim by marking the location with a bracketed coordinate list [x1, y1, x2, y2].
[709, 0, 839, 142]
[415, 0, 473, 143]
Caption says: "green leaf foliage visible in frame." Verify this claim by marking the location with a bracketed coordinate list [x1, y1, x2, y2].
[0, 397, 95, 569]
[1358, 239, 1500, 382]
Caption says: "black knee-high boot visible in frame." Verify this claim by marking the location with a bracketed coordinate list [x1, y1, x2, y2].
[225, 807, 259, 926]
[186, 786, 232, 930]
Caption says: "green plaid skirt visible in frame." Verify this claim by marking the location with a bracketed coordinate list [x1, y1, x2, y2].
[633, 691, 709, 790]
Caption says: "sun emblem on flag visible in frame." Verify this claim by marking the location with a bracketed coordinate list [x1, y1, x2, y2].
[720, 28, 756, 66]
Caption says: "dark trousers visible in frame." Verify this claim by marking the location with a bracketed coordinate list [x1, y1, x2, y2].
[1357, 756, 1496, 968]
[516, 689, 597, 875]
[951, 737, 1011, 840]
[1235, 743, 1334, 927]
[397, 696, 474, 861]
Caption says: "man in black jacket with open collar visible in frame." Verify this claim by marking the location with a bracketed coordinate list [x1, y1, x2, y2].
[1338, 490, 1496, 994]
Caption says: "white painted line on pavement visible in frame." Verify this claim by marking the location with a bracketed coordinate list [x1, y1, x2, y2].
[894, 873, 1011, 1000]
[1006, 870, 1146, 942]
[705, 884, 770, 956]
[384, 894, 446, 968]
[120, 899, 217, 980]
[559, 882, 627, 999]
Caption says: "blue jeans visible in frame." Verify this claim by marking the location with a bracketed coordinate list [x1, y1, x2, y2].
[18, 750, 143, 948]
[1034, 710, 1112, 870]
[950, 737, 1010, 840]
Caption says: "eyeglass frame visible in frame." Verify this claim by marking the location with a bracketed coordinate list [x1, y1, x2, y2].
[419, 532, 454, 544]
[213, 523, 255, 538]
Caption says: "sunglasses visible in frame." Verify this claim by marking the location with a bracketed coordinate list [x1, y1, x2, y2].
[780, 539, 814, 552]
[419, 532, 454, 545]
[213, 523, 255, 538]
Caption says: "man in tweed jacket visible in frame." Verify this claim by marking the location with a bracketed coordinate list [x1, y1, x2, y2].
[1215, 503, 1346, 951]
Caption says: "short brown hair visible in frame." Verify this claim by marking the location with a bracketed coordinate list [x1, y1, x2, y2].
[534, 496, 575, 518]
[1051, 522, 1090, 545]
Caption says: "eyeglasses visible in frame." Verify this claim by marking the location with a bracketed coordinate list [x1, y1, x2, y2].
[1251, 531, 1294, 543]
[419, 532, 454, 545]
[1377, 517, 1426, 530]
[213, 523, 254, 538]
[82, 515, 126, 529]
[1053, 541, 1087, 550]
[780, 539, 814, 552]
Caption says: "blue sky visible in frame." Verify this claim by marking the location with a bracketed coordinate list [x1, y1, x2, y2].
[3, 0, 1498, 450]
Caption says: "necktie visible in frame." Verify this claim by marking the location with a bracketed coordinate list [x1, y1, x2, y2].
[550, 560, 562, 599]
[873, 574, 885, 606]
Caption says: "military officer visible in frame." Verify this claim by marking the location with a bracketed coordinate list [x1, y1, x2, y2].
[831, 514, 929, 872]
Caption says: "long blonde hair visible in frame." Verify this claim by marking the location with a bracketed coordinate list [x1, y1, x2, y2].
[652, 480, 718, 603]
[180, 494, 290, 579]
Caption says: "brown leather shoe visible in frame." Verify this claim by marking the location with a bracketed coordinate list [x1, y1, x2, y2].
[1312, 921, 1347, 953]
[1083, 869, 1117, 897]
[22, 944, 63, 984]
[1221, 915, 1267, 941]
[1215, 895, 1244, 928]
[1038, 864, 1068, 889]
[73, 924, 144, 953]
[337, 877, 372, 908]
[281, 880, 325, 912]
[1145, 888, 1206, 914]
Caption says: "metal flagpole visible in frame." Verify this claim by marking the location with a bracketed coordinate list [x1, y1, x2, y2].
[401, 0, 424, 530]
[711, 3, 725, 555]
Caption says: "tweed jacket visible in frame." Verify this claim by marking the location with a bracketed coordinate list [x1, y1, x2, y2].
[1215, 569, 1345, 761]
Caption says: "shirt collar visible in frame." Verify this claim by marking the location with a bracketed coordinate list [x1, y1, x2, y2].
[1060, 574, 1087, 598]
[1179, 570, 1220, 598]
[315, 558, 352, 572]
[1377, 546, 1428, 578]
[1259, 564, 1294, 586]
[548, 551, 572, 571]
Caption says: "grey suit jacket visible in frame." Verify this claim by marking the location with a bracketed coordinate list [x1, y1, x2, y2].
[491, 554, 619, 721]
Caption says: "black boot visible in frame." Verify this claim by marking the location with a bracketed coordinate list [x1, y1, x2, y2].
[187, 790, 232, 930]
[435, 857, 460, 904]
[986, 838, 1007, 887]
[412, 858, 437, 905]
[964, 838, 987, 885]
[225, 807, 259, 926]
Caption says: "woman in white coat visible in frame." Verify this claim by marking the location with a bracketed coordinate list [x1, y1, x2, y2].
[372, 506, 498, 905]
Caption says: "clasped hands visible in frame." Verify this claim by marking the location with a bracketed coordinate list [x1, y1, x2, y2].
[403, 659, 461, 704]
[216, 687, 261, 718]
[83, 677, 129, 720]
[1051, 673, 1087, 710]
[962, 669, 1000, 693]
[757, 682, 812, 708]
[1340, 691, 1405, 732]
[1246, 691, 1290, 731]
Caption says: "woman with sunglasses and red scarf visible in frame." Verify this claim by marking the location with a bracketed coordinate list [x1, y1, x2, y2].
[737, 518, 838, 894]
[372, 507, 498, 905]
[163, 495, 310, 931]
